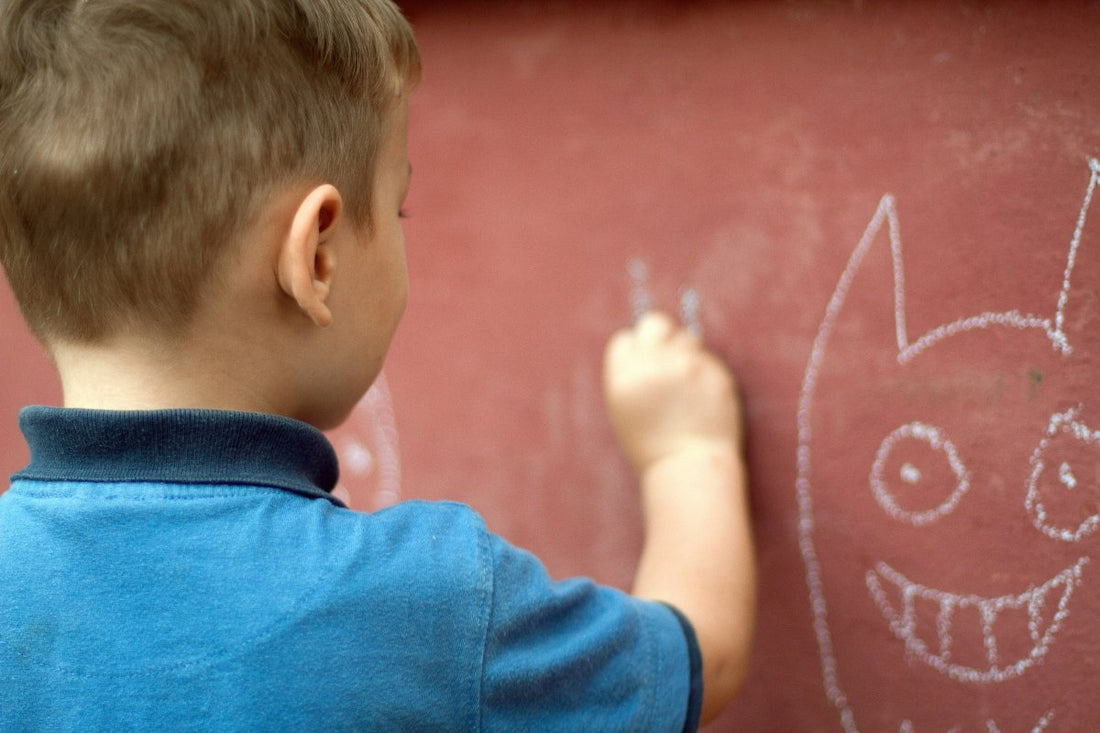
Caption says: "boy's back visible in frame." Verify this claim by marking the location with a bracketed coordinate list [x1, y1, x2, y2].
[0, 408, 693, 731]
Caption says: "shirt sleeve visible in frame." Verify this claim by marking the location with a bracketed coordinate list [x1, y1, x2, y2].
[477, 531, 702, 732]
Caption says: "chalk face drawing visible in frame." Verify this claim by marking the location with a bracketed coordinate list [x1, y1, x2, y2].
[326, 371, 402, 511]
[797, 159, 1100, 732]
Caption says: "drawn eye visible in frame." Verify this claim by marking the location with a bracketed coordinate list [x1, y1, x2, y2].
[1025, 407, 1100, 543]
[870, 422, 970, 526]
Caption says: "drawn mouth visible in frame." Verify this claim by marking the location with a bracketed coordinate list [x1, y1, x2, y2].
[866, 557, 1088, 683]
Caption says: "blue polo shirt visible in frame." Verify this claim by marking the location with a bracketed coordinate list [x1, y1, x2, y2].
[0, 407, 701, 731]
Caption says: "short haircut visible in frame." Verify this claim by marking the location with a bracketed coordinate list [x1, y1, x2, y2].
[0, 0, 420, 343]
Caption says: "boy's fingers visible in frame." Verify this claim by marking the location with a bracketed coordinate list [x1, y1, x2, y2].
[635, 310, 677, 342]
[672, 323, 703, 349]
[606, 311, 704, 376]
[635, 311, 705, 353]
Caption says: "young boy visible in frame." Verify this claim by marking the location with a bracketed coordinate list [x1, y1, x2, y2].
[0, 1, 754, 730]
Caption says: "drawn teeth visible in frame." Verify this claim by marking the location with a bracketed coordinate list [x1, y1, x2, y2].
[865, 557, 1088, 683]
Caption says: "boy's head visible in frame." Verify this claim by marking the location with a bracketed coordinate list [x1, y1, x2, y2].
[0, 0, 420, 346]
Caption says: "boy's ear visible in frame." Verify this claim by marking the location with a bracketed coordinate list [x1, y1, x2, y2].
[277, 184, 343, 328]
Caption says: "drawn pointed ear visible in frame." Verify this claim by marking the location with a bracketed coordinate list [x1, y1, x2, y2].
[816, 194, 911, 366]
[1047, 158, 1100, 356]
[277, 184, 343, 328]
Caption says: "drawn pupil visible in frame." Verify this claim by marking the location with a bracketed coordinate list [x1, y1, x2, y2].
[1057, 461, 1077, 491]
[899, 463, 922, 485]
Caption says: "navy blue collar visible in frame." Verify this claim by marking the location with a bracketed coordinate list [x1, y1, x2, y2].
[14, 406, 343, 506]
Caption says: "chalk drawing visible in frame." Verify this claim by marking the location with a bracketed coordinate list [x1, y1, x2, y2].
[899, 710, 1053, 733]
[328, 371, 402, 511]
[866, 557, 1087, 683]
[626, 257, 704, 336]
[1058, 462, 1077, 491]
[797, 158, 1100, 731]
[1026, 406, 1100, 543]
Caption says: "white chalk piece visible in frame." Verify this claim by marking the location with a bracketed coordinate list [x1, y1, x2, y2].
[679, 287, 703, 336]
[627, 258, 652, 322]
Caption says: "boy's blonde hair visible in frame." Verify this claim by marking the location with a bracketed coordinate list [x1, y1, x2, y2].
[0, 0, 420, 343]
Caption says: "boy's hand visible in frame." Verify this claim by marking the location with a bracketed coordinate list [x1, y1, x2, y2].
[603, 311, 741, 474]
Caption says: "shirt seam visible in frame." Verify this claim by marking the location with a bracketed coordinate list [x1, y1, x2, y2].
[7, 479, 344, 507]
[9, 482, 273, 500]
[474, 514, 495, 733]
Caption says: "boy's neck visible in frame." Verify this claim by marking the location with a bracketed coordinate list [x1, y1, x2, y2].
[50, 335, 286, 416]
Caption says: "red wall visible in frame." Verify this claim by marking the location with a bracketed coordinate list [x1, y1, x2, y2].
[4, 2, 1100, 730]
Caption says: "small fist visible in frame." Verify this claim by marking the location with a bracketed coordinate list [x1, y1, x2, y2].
[603, 311, 742, 474]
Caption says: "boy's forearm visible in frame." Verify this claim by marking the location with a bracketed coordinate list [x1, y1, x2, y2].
[631, 442, 756, 725]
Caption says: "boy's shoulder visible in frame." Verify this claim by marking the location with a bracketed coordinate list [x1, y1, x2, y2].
[345, 499, 493, 573]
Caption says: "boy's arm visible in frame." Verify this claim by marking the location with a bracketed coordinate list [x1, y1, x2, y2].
[603, 311, 756, 726]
